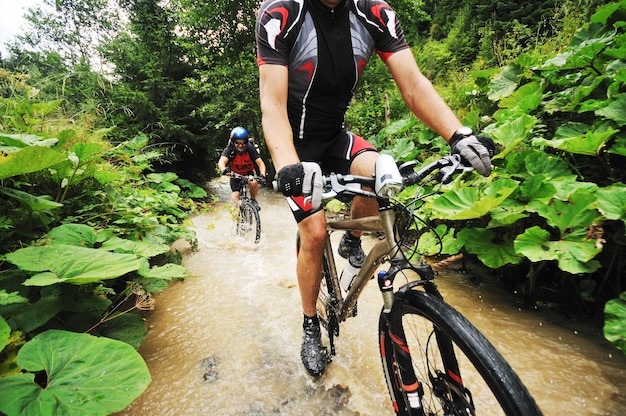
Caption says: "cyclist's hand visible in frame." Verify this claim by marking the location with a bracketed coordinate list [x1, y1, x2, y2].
[277, 162, 323, 210]
[257, 175, 267, 186]
[450, 135, 494, 176]
[222, 167, 232, 176]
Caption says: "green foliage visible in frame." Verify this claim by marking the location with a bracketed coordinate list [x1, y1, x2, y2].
[0, 329, 150, 416]
[0, 66, 205, 412]
[604, 292, 626, 355]
[380, 2, 626, 333]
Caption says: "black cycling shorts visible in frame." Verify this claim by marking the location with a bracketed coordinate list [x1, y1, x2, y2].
[287, 130, 377, 223]
[229, 173, 254, 193]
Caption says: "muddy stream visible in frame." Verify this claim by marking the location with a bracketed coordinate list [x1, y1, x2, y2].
[118, 179, 626, 416]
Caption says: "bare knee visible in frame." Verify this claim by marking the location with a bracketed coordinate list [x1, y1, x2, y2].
[298, 211, 327, 252]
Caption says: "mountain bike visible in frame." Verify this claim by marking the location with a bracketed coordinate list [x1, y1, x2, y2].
[303, 154, 542, 415]
[229, 172, 263, 244]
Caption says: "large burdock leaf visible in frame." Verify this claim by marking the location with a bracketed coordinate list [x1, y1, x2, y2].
[604, 292, 626, 355]
[0, 329, 151, 416]
[536, 191, 600, 234]
[514, 226, 601, 274]
[595, 93, 626, 126]
[6, 245, 140, 286]
[596, 185, 626, 221]
[427, 179, 517, 220]
[487, 65, 521, 101]
[459, 228, 522, 268]
[46, 223, 105, 247]
[0, 145, 67, 180]
[532, 127, 618, 156]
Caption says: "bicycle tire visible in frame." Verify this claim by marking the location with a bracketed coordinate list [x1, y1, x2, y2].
[379, 289, 542, 416]
[236, 201, 261, 243]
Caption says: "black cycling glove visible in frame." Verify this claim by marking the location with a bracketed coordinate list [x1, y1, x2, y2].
[277, 162, 323, 210]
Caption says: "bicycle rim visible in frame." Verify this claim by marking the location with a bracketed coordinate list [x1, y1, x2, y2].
[237, 202, 261, 244]
[379, 290, 542, 416]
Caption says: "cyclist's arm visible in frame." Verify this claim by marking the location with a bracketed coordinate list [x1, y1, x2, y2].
[217, 155, 230, 174]
[255, 157, 267, 177]
[385, 49, 462, 143]
[259, 64, 300, 171]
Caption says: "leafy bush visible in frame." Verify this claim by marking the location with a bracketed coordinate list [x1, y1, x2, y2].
[378, 2, 626, 352]
[0, 72, 207, 412]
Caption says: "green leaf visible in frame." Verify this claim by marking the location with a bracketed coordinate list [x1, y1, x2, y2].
[176, 178, 208, 198]
[417, 224, 464, 256]
[0, 290, 29, 306]
[0, 188, 63, 212]
[139, 262, 186, 280]
[46, 224, 104, 247]
[146, 172, 178, 184]
[499, 81, 543, 112]
[604, 292, 626, 355]
[96, 313, 147, 350]
[459, 228, 522, 268]
[5, 286, 66, 333]
[524, 151, 574, 179]
[596, 185, 626, 221]
[595, 94, 626, 126]
[384, 118, 416, 135]
[6, 286, 112, 334]
[533, 127, 618, 156]
[487, 113, 537, 149]
[519, 174, 557, 204]
[0, 134, 58, 149]
[0, 330, 151, 416]
[390, 138, 417, 160]
[487, 205, 529, 228]
[428, 179, 517, 220]
[487, 65, 522, 101]
[6, 245, 140, 286]
[0, 315, 10, 351]
[540, 25, 614, 70]
[0, 146, 67, 180]
[537, 191, 600, 234]
[100, 237, 170, 258]
[514, 226, 602, 274]
[70, 142, 104, 165]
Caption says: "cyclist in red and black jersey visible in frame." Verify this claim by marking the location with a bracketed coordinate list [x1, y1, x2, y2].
[218, 126, 267, 210]
[256, 0, 493, 377]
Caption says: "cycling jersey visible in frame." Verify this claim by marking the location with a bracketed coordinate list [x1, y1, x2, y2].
[256, 0, 409, 142]
[221, 144, 261, 175]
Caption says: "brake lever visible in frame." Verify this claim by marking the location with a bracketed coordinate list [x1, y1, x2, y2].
[434, 155, 470, 184]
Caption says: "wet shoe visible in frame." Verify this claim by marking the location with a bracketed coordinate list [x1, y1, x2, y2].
[251, 199, 261, 211]
[338, 231, 365, 259]
[301, 316, 328, 377]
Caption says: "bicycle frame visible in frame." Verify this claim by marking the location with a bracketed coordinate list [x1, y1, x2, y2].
[230, 172, 253, 204]
[319, 194, 442, 358]
[229, 172, 262, 243]
[318, 154, 469, 328]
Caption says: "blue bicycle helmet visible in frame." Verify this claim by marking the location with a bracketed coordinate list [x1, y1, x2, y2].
[230, 126, 249, 143]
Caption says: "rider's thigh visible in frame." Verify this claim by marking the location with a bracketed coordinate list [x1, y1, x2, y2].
[350, 150, 379, 177]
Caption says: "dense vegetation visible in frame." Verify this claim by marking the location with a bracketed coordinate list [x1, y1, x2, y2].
[0, 0, 624, 414]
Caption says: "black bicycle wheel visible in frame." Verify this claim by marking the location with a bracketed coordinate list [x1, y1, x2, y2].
[379, 289, 542, 416]
[237, 201, 261, 243]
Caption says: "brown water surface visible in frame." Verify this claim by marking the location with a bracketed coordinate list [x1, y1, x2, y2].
[118, 181, 626, 416]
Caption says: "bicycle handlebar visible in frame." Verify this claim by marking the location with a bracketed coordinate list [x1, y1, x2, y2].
[227, 172, 267, 185]
[321, 154, 475, 200]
